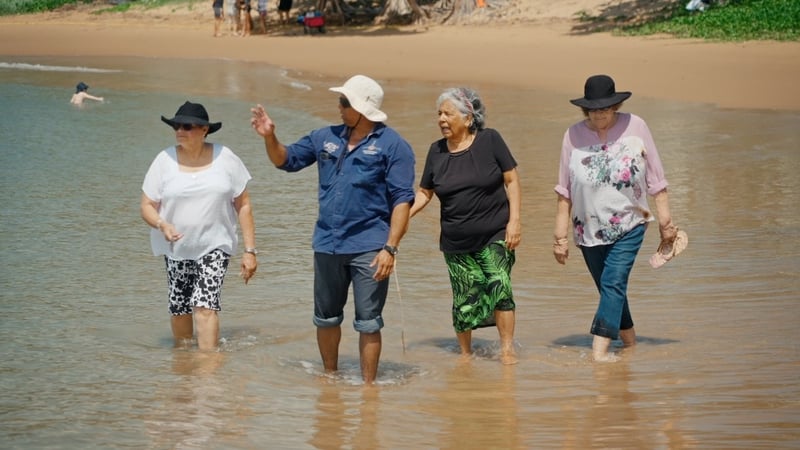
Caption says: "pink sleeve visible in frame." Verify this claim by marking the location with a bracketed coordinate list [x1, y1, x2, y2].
[554, 129, 572, 199]
[632, 115, 669, 195]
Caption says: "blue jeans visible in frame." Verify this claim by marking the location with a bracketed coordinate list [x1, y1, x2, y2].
[312, 251, 388, 334]
[580, 224, 646, 340]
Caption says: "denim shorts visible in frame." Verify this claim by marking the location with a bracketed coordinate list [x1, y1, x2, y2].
[313, 251, 389, 333]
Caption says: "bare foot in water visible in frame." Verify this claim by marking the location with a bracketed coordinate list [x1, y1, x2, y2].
[458, 352, 474, 365]
[592, 335, 619, 362]
[501, 351, 519, 365]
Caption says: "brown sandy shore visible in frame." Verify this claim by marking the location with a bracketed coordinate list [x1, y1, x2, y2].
[1, 1, 799, 110]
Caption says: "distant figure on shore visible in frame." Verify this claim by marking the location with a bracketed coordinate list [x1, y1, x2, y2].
[277, 0, 292, 24]
[257, 0, 268, 33]
[240, 0, 253, 36]
[70, 82, 103, 105]
[685, 0, 711, 11]
[213, 0, 224, 37]
[225, 0, 236, 35]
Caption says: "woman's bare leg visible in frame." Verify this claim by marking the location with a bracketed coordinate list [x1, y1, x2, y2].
[456, 329, 472, 359]
[171, 314, 194, 349]
[592, 335, 618, 362]
[619, 327, 637, 347]
[495, 310, 518, 365]
[194, 307, 220, 352]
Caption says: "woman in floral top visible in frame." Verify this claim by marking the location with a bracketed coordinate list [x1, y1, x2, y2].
[552, 75, 679, 361]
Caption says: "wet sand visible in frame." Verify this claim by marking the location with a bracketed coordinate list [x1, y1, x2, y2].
[1, 1, 799, 111]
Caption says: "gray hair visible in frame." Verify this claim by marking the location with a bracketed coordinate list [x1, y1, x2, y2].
[436, 87, 486, 133]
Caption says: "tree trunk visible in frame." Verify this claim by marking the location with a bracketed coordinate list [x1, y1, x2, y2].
[376, 0, 428, 24]
[442, 0, 477, 23]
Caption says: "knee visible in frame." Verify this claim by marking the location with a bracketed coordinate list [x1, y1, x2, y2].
[193, 307, 217, 320]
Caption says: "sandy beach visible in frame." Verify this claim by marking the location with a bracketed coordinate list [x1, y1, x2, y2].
[1, 0, 799, 110]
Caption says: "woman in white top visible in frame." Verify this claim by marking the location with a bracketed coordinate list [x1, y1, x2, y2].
[141, 101, 258, 351]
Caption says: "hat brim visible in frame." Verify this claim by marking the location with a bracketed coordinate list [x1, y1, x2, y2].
[570, 92, 632, 110]
[161, 115, 222, 134]
[329, 86, 388, 122]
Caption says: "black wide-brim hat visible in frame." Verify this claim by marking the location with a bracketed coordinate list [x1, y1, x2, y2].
[570, 74, 632, 109]
[161, 101, 222, 134]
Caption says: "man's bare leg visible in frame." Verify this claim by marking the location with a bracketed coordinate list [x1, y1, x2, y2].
[317, 326, 341, 374]
[359, 331, 381, 384]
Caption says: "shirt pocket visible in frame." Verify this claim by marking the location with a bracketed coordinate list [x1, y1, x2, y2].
[318, 151, 338, 188]
[350, 153, 384, 188]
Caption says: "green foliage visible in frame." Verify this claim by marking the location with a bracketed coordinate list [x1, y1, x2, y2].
[0, 0, 197, 16]
[0, 0, 86, 15]
[622, 0, 800, 41]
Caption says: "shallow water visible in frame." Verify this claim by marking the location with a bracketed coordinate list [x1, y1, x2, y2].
[0, 55, 798, 449]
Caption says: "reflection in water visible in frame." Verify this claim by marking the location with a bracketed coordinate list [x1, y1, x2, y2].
[424, 361, 522, 449]
[558, 354, 699, 450]
[143, 351, 251, 449]
[309, 385, 380, 449]
[581, 355, 645, 448]
[1, 59, 798, 448]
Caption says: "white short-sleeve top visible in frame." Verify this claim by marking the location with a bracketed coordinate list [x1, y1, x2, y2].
[142, 144, 252, 260]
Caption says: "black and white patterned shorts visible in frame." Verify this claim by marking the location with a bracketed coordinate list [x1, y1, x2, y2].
[164, 249, 230, 315]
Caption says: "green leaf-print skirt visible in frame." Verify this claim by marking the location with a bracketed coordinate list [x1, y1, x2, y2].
[444, 241, 516, 333]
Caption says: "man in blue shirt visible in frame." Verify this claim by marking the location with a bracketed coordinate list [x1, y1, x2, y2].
[250, 75, 415, 384]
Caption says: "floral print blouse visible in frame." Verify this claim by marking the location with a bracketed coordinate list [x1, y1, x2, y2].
[554, 113, 668, 247]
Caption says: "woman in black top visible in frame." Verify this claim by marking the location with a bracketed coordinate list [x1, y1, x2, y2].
[410, 87, 522, 364]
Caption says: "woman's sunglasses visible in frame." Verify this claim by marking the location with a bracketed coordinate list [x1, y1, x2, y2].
[172, 123, 197, 131]
[338, 96, 351, 109]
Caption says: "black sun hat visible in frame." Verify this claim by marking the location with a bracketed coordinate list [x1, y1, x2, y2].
[570, 75, 632, 110]
[161, 101, 222, 134]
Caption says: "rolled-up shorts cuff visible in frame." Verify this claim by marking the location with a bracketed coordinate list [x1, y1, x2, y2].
[314, 314, 344, 328]
[354, 315, 384, 334]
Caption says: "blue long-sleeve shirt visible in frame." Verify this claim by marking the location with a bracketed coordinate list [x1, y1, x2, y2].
[280, 123, 416, 254]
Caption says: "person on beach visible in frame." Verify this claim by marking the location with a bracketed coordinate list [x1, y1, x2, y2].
[277, 0, 292, 24]
[239, 0, 252, 36]
[409, 87, 521, 365]
[552, 74, 681, 361]
[225, 0, 237, 35]
[250, 75, 415, 384]
[212, 0, 224, 37]
[141, 101, 258, 352]
[257, 0, 268, 33]
[70, 81, 103, 105]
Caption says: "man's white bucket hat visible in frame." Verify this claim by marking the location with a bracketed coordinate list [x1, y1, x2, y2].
[329, 75, 388, 122]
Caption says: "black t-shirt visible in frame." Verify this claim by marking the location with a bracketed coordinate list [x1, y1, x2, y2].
[420, 128, 517, 253]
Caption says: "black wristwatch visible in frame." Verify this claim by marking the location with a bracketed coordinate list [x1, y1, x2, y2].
[382, 245, 398, 256]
